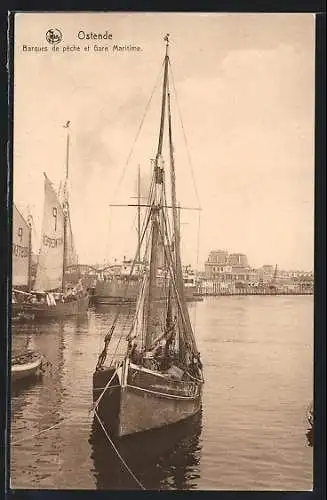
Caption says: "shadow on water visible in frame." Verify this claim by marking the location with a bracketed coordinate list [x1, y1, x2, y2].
[305, 401, 314, 447]
[89, 409, 203, 490]
[11, 375, 43, 397]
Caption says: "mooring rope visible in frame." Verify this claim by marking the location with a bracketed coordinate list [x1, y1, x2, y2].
[94, 409, 145, 490]
[11, 414, 82, 446]
[89, 364, 120, 414]
[112, 60, 165, 202]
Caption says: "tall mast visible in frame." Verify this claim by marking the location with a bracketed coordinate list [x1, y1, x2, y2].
[272, 264, 278, 285]
[144, 36, 170, 349]
[137, 165, 141, 263]
[156, 34, 169, 159]
[61, 120, 70, 292]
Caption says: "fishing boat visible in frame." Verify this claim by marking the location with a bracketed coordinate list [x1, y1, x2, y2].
[94, 261, 202, 305]
[94, 168, 201, 306]
[12, 123, 89, 319]
[93, 35, 204, 439]
[11, 351, 43, 382]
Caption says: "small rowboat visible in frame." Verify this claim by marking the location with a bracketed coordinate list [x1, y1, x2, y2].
[11, 351, 43, 382]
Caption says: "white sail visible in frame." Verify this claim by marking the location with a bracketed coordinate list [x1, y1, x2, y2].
[65, 209, 78, 267]
[34, 175, 65, 291]
[12, 204, 30, 287]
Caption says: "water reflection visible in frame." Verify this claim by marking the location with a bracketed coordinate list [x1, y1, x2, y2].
[11, 376, 43, 398]
[89, 409, 203, 490]
[10, 297, 313, 490]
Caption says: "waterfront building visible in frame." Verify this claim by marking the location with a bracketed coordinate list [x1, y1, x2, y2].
[206, 250, 229, 264]
[228, 253, 248, 267]
[205, 263, 233, 280]
[205, 250, 230, 279]
[205, 249, 251, 289]
[202, 249, 314, 295]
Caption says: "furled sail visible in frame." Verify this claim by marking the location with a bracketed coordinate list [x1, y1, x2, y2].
[34, 175, 65, 291]
[12, 204, 30, 287]
[129, 273, 147, 342]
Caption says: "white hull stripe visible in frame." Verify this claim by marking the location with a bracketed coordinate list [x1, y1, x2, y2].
[127, 384, 198, 400]
[12, 359, 41, 373]
[93, 384, 121, 391]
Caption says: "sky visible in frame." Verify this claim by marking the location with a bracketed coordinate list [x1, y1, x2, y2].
[13, 13, 315, 271]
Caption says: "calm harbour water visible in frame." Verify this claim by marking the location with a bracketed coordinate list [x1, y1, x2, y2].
[10, 295, 313, 490]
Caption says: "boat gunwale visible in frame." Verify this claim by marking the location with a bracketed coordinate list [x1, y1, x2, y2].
[93, 362, 203, 395]
[125, 383, 201, 400]
[128, 362, 203, 384]
[11, 356, 42, 373]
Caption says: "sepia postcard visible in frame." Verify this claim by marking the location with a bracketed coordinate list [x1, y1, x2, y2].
[8, 12, 315, 491]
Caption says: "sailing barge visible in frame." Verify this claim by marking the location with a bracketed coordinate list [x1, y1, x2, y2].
[12, 123, 89, 319]
[93, 35, 204, 438]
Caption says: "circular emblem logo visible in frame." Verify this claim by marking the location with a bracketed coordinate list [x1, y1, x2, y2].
[45, 28, 63, 45]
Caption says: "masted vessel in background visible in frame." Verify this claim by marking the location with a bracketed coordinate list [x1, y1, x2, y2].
[94, 259, 203, 305]
[12, 123, 89, 319]
[93, 35, 204, 438]
[12, 204, 34, 320]
[94, 168, 203, 305]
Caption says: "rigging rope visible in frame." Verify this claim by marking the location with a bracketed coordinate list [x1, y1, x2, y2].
[112, 60, 165, 203]
[90, 364, 121, 414]
[168, 60, 202, 338]
[107, 304, 133, 367]
[11, 414, 83, 446]
[168, 61, 201, 210]
[96, 194, 154, 368]
[98, 57, 203, 367]
[94, 410, 146, 490]
[193, 209, 202, 333]
[97, 164, 161, 369]
[157, 219, 196, 357]
[126, 273, 147, 342]
[12, 403, 146, 490]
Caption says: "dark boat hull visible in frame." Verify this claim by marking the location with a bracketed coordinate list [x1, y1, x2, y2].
[12, 294, 89, 319]
[95, 280, 200, 305]
[93, 363, 202, 438]
[119, 384, 201, 437]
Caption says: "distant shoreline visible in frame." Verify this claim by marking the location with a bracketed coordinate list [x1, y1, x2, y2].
[197, 290, 313, 297]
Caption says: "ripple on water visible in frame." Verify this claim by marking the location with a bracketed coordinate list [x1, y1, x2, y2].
[10, 296, 313, 490]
